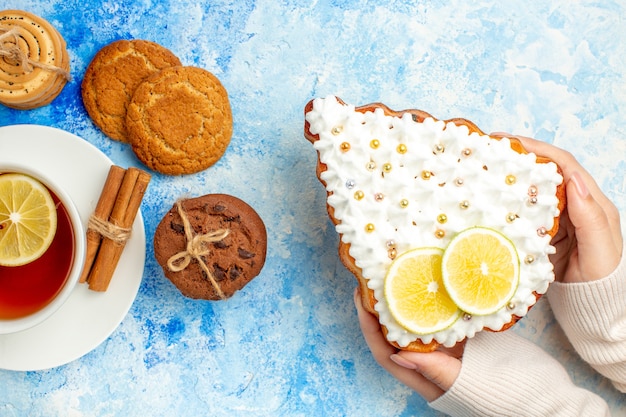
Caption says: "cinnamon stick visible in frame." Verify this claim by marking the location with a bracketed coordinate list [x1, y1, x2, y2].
[79, 165, 126, 283]
[87, 168, 151, 292]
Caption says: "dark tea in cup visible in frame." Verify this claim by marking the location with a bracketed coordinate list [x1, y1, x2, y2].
[0, 166, 85, 334]
[0, 189, 75, 319]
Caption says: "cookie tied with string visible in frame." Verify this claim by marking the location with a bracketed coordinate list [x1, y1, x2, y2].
[154, 194, 267, 300]
[0, 10, 71, 109]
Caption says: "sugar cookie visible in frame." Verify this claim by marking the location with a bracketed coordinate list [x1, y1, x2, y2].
[126, 66, 232, 175]
[81, 39, 181, 142]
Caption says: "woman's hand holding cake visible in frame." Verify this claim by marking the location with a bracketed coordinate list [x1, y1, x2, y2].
[304, 96, 624, 414]
[356, 134, 625, 415]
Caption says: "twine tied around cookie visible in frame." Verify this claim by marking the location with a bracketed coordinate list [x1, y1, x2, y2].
[166, 200, 230, 300]
[87, 214, 132, 245]
[0, 27, 71, 80]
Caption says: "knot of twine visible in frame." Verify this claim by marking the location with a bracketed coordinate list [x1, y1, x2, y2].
[88, 215, 132, 245]
[0, 27, 71, 81]
[166, 200, 230, 300]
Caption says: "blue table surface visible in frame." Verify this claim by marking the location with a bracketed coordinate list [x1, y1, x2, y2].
[1, 1, 625, 416]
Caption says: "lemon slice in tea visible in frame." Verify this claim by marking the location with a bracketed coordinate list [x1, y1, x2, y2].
[0, 173, 58, 266]
[384, 247, 460, 335]
[442, 227, 519, 316]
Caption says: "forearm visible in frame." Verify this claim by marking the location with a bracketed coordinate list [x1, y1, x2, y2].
[547, 247, 626, 392]
[430, 332, 610, 417]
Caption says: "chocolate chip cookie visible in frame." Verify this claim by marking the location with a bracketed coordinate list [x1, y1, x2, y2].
[153, 194, 267, 300]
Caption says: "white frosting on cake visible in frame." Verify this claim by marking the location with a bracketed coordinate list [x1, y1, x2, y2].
[306, 95, 563, 348]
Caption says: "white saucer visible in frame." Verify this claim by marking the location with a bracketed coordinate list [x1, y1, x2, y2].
[0, 125, 146, 371]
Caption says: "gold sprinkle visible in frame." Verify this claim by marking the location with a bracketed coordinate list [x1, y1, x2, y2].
[365, 223, 375, 233]
[370, 139, 380, 149]
[524, 255, 535, 264]
[340, 142, 351, 152]
[366, 161, 376, 171]
[454, 177, 464, 186]
[388, 248, 397, 260]
[506, 213, 517, 223]
[421, 170, 432, 180]
[354, 190, 365, 200]
[505, 174, 517, 185]
[331, 126, 343, 135]
[462, 148, 472, 157]
[433, 143, 445, 154]
[382, 163, 392, 173]
[399, 199, 409, 208]
[434, 229, 446, 239]
[396, 144, 408, 154]
[437, 214, 448, 224]
[459, 200, 470, 209]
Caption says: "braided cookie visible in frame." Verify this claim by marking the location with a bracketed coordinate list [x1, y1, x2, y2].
[0, 10, 70, 109]
[305, 96, 566, 352]
[81, 39, 181, 142]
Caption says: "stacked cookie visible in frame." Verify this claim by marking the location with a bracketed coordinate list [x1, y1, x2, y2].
[82, 40, 181, 143]
[82, 39, 232, 176]
[0, 10, 71, 109]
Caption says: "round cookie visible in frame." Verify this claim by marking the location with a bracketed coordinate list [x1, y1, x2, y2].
[81, 39, 181, 142]
[154, 194, 267, 300]
[0, 10, 71, 109]
[126, 66, 232, 175]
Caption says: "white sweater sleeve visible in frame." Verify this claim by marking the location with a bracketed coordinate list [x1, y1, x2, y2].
[546, 249, 626, 393]
[429, 331, 611, 416]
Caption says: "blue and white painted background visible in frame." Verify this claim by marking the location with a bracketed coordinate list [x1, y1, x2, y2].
[1, 1, 625, 416]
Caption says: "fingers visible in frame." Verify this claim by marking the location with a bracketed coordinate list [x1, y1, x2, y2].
[354, 287, 390, 343]
[354, 288, 458, 401]
[564, 172, 621, 281]
[391, 350, 461, 393]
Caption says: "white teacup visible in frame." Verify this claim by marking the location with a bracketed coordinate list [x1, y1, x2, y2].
[0, 164, 86, 334]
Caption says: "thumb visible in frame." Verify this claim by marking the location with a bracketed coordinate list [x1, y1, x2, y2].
[391, 350, 461, 392]
[566, 172, 620, 281]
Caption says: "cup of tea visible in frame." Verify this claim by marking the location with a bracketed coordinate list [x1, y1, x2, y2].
[0, 164, 86, 334]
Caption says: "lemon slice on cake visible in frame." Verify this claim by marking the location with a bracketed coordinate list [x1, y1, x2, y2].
[0, 173, 58, 266]
[384, 247, 460, 335]
[442, 227, 520, 316]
